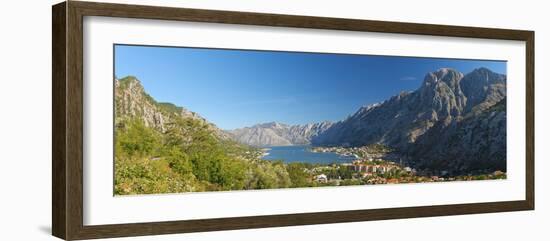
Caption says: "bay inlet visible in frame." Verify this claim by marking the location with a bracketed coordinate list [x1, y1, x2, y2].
[262, 145, 355, 164]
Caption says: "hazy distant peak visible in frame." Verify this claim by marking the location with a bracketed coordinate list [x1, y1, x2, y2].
[229, 121, 334, 146]
[255, 122, 288, 129]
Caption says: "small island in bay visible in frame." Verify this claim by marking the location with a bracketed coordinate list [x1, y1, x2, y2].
[114, 44, 507, 195]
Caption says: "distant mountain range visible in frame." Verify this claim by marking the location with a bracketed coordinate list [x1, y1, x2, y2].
[228, 121, 333, 146]
[229, 68, 507, 174]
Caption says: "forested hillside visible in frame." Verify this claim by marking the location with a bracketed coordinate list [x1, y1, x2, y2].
[114, 77, 317, 194]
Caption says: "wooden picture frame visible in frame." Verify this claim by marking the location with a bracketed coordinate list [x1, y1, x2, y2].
[52, 1, 534, 240]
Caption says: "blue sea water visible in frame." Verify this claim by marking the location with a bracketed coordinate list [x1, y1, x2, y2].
[262, 145, 355, 164]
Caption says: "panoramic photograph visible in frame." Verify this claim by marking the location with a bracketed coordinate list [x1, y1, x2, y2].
[113, 44, 507, 195]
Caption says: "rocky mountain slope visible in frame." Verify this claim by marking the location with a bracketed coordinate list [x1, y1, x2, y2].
[410, 98, 506, 174]
[228, 121, 333, 146]
[114, 76, 298, 194]
[311, 68, 507, 174]
[115, 76, 230, 140]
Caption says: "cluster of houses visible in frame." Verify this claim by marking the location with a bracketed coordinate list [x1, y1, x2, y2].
[312, 159, 417, 184]
[310, 145, 391, 160]
[310, 146, 359, 158]
[342, 160, 414, 175]
[311, 156, 506, 184]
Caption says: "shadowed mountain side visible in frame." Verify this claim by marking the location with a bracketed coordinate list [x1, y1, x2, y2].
[311, 68, 506, 174]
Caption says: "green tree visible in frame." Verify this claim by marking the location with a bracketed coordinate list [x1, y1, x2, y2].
[167, 147, 192, 176]
[286, 163, 312, 188]
[115, 118, 161, 157]
[214, 158, 247, 190]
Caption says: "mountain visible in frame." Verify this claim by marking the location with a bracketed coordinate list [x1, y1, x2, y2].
[311, 68, 506, 174]
[229, 121, 333, 146]
[114, 76, 297, 194]
[409, 98, 506, 174]
[115, 76, 230, 140]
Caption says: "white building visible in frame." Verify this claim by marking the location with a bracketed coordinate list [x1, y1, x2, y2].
[315, 174, 328, 183]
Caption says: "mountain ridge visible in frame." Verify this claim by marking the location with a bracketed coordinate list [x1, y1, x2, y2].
[311, 67, 506, 174]
[115, 76, 231, 140]
[228, 121, 333, 146]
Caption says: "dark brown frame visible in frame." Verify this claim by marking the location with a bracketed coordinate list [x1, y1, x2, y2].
[52, 1, 535, 240]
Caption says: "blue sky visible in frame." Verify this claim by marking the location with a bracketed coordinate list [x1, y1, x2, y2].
[115, 44, 506, 130]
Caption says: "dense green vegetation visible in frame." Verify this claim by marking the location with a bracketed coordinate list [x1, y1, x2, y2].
[114, 116, 319, 195]
[114, 75, 322, 195]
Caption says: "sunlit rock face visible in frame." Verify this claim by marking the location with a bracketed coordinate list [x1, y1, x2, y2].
[311, 68, 506, 174]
